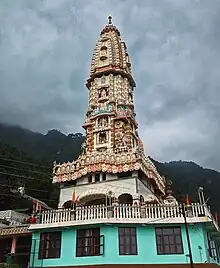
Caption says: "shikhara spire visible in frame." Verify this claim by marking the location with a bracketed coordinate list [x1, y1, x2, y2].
[53, 17, 166, 198]
[84, 15, 137, 155]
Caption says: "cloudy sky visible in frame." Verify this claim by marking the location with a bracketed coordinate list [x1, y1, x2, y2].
[0, 0, 220, 171]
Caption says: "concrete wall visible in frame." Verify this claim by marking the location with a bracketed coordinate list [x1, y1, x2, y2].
[31, 223, 218, 267]
[59, 176, 138, 207]
[59, 173, 158, 208]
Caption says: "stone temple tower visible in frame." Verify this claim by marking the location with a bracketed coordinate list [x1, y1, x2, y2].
[29, 18, 218, 268]
[52, 16, 166, 207]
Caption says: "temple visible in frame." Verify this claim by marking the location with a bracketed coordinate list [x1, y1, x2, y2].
[52, 16, 171, 208]
[27, 17, 220, 268]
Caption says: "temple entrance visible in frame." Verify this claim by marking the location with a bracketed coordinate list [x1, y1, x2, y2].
[118, 193, 133, 205]
[63, 200, 74, 209]
[78, 193, 114, 206]
[84, 198, 106, 206]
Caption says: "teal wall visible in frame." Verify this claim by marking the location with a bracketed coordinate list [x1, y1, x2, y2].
[30, 223, 216, 267]
[201, 227, 220, 265]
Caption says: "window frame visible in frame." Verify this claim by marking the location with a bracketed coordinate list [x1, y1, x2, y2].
[118, 227, 138, 255]
[88, 174, 93, 183]
[94, 173, 100, 182]
[76, 228, 104, 257]
[38, 231, 62, 259]
[155, 227, 184, 255]
[207, 232, 219, 261]
[102, 172, 106, 181]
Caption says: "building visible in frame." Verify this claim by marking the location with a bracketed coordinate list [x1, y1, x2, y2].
[0, 210, 31, 267]
[29, 17, 220, 268]
[0, 195, 51, 268]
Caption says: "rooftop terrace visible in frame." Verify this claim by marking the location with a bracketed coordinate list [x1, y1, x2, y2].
[29, 203, 220, 239]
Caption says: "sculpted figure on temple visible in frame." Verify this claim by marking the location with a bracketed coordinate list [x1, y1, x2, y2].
[101, 76, 106, 84]
[137, 138, 144, 153]
[98, 117, 108, 128]
[100, 48, 107, 56]
[99, 132, 107, 144]
[81, 140, 87, 154]
[98, 118, 102, 128]
[115, 132, 124, 148]
[101, 88, 107, 98]
[103, 117, 108, 127]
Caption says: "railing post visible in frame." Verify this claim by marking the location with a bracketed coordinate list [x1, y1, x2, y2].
[34, 201, 216, 226]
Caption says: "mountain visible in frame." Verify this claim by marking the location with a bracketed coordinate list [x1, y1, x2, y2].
[0, 122, 219, 215]
[0, 123, 84, 163]
[0, 142, 59, 210]
[151, 158, 220, 215]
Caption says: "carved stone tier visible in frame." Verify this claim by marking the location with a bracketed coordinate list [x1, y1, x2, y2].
[52, 152, 165, 194]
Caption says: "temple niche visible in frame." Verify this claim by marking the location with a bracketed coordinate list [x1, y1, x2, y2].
[100, 44, 108, 60]
[101, 76, 106, 84]
[99, 88, 108, 99]
[115, 132, 124, 148]
[98, 117, 108, 128]
[98, 132, 107, 144]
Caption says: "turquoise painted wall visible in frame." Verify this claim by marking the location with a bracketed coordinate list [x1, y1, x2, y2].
[30, 223, 217, 267]
[201, 226, 220, 265]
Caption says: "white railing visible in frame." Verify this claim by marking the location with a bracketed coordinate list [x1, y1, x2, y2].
[37, 203, 207, 225]
[0, 210, 28, 225]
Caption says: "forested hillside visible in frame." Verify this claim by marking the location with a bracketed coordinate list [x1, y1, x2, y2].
[0, 122, 219, 215]
[0, 123, 84, 163]
[0, 142, 59, 210]
[151, 158, 220, 215]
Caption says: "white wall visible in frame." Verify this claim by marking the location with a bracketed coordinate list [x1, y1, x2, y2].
[59, 171, 159, 208]
[59, 176, 138, 208]
[136, 179, 155, 200]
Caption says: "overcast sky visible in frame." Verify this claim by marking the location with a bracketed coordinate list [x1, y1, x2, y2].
[0, 0, 220, 171]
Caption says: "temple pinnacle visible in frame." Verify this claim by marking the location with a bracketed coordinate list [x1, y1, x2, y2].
[108, 15, 112, 25]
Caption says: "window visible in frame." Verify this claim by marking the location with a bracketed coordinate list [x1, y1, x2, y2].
[88, 174, 93, 183]
[118, 227, 137, 255]
[76, 228, 104, 257]
[207, 233, 219, 261]
[38, 232, 61, 259]
[217, 244, 220, 263]
[117, 171, 132, 179]
[155, 227, 183, 255]
[99, 132, 107, 144]
[95, 173, 100, 182]
[102, 172, 106, 181]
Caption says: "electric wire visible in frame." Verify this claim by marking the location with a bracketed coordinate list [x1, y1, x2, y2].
[0, 158, 205, 226]
[0, 157, 155, 194]
[0, 171, 52, 182]
[0, 157, 166, 209]
[0, 170, 152, 198]
[0, 191, 187, 223]
[0, 156, 52, 169]
[0, 183, 48, 193]
[0, 164, 52, 176]
[0, 167, 149, 193]
[0, 193, 58, 203]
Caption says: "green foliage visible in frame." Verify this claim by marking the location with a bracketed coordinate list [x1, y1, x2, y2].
[0, 123, 219, 215]
[151, 158, 220, 214]
[0, 123, 84, 163]
[0, 264, 9, 268]
[0, 142, 59, 210]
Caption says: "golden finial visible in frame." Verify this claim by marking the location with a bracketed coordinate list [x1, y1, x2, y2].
[108, 15, 112, 25]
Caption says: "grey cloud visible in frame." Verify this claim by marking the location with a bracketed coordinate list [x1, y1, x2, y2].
[0, 0, 220, 171]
